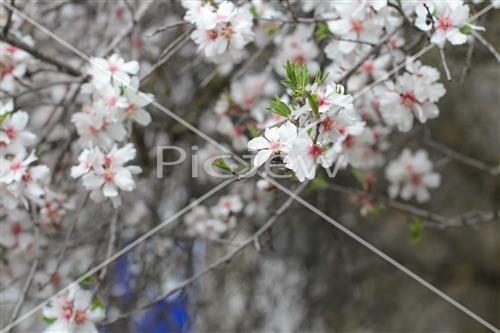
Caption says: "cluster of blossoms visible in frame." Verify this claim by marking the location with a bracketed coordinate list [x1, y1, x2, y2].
[71, 54, 153, 204]
[1, 99, 70, 224]
[184, 1, 254, 66]
[184, 194, 243, 239]
[71, 144, 141, 206]
[0, 35, 33, 93]
[385, 149, 441, 203]
[43, 284, 104, 333]
[375, 60, 446, 132]
[414, 1, 484, 47]
[247, 63, 365, 182]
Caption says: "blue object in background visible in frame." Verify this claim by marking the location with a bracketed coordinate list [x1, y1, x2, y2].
[111, 243, 191, 333]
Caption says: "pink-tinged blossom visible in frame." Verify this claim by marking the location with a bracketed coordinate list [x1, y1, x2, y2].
[184, 194, 242, 239]
[284, 131, 334, 182]
[375, 72, 445, 132]
[247, 122, 297, 168]
[120, 79, 153, 126]
[273, 25, 319, 76]
[71, 144, 141, 205]
[88, 53, 139, 87]
[385, 149, 441, 202]
[0, 110, 37, 155]
[415, 1, 482, 47]
[42, 284, 105, 333]
[327, 3, 382, 54]
[0, 37, 32, 93]
[71, 105, 127, 149]
[190, 1, 254, 64]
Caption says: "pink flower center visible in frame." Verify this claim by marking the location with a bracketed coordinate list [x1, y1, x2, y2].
[362, 61, 374, 74]
[411, 173, 422, 186]
[343, 134, 355, 148]
[1, 63, 15, 80]
[108, 96, 117, 107]
[308, 144, 325, 159]
[270, 141, 281, 151]
[207, 29, 218, 41]
[400, 92, 417, 107]
[62, 301, 73, 320]
[437, 17, 453, 31]
[5, 127, 16, 139]
[104, 170, 114, 182]
[75, 309, 87, 325]
[319, 96, 330, 107]
[243, 96, 255, 108]
[50, 272, 61, 285]
[292, 55, 305, 65]
[10, 223, 22, 236]
[351, 20, 363, 33]
[221, 24, 234, 38]
[6, 46, 17, 55]
[108, 63, 119, 73]
[10, 161, 21, 171]
[321, 118, 334, 132]
[21, 170, 32, 183]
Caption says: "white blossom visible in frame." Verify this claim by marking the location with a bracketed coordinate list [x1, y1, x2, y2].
[385, 149, 441, 202]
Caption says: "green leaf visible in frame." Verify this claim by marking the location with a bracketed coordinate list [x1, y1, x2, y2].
[305, 91, 320, 118]
[118, 84, 126, 96]
[249, 5, 259, 17]
[212, 158, 233, 173]
[91, 296, 105, 311]
[81, 274, 95, 285]
[43, 316, 57, 324]
[282, 61, 309, 91]
[0, 112, 11, 124]
[352, 169, 365, 187]
[368, 203, 385, 218]
[314, 22, 332, 40]
[265, 25, 278, 37]
[408, 217, 423, 245]
[266, 96, 292, 118]
[313, 70, 329, 86]
[459, 24, 473, 36]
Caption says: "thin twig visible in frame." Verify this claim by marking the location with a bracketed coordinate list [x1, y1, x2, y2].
[438, 47, 452, 81]
[327, 183, 498, 228]
[148, 21, 189, 38]
[103, 1, 152, 56]
[338, 26, 402, 84]
[8, 202, 40, 333]
[97, 211, 119, 283]
[101, 181, 309, 325]
[423, 135, 499, 175]
[471, 30, 500, 63]
[460, 36, 475, 84]
[0, 32, 82, 76]
[140, 27, 194, 82]
[2, 0, 15, 35]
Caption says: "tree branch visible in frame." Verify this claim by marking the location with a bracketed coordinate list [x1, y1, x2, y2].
[101, 181, 308, 326]
[0, 32, 82, 76]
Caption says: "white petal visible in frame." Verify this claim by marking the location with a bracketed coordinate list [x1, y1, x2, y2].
[253, 149, 273, 168]
[247, 136, 270, 151]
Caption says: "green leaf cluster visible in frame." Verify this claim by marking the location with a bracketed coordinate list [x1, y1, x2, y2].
[266, 96, 292, 118]
[408, 217, 423, 245]
[212, 158, 234, 173]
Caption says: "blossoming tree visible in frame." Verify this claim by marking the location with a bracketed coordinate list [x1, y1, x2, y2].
[1, 1, 499, 332]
